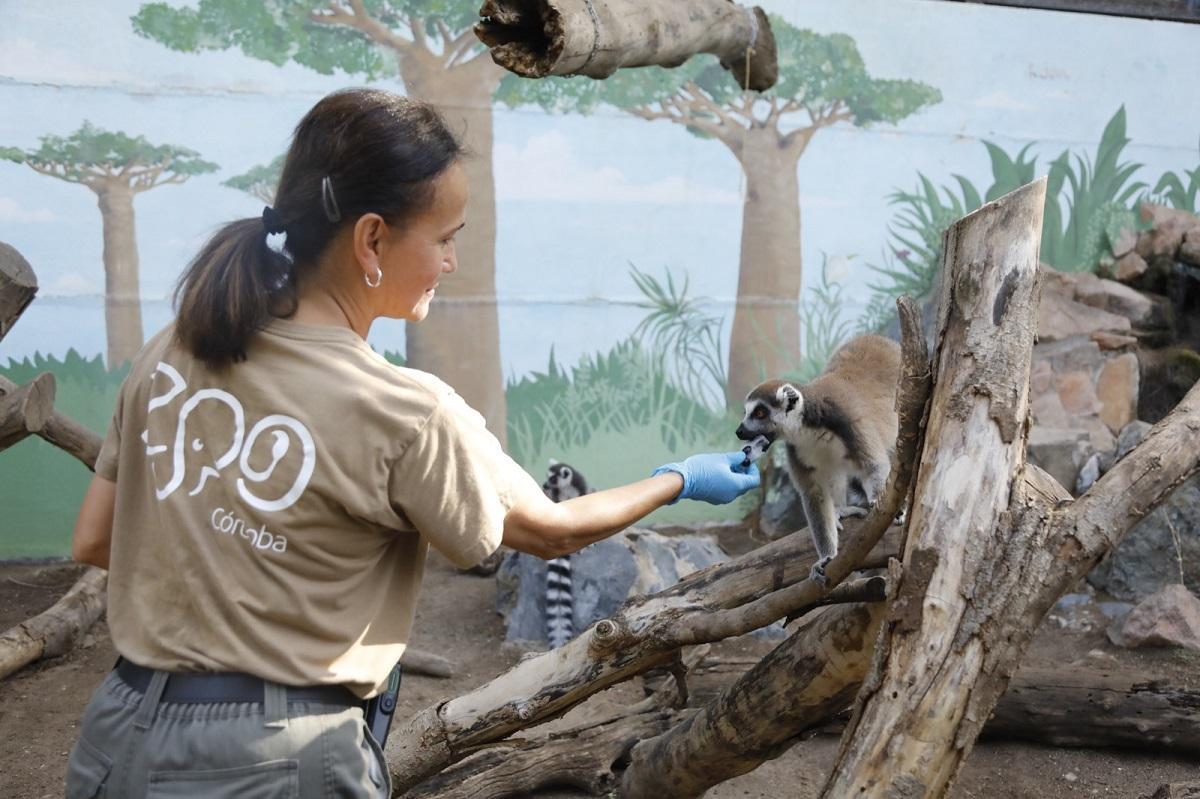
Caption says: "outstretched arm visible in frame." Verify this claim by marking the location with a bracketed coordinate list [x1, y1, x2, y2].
[503, 473, 683, 559]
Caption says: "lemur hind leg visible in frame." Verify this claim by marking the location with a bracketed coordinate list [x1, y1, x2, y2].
[797, 476, 839, 587]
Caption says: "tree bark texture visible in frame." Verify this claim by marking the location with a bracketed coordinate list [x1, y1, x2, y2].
[94, 183, 144, 369]
[397, 54, 509, 447]
[0, 241, 38, 344]
[0, 372, 56, 452]
[475, 0, 777, 90]
[386, 299, 931, 795]
[725, 130, 804, 405]
[0, 374, 103, 470]
[821, 177, 1200, 798]
[0, 567, 108, 681]
[620, 599, 887, 799]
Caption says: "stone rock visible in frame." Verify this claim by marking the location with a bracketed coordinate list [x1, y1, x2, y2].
[1136, 203, 1200, 260]
[1113, 250, 1148, 283]
[1037, 288, 1131, 342]
[1181, 228, 1200, 267]
[1029, 388, 1071, 429]
[1088, 473, 1200, 600]
[1073, 272, 1165, 328]
[496, 528, 754, 646]
[759, 464, 809, 540]
[1111, 226, 1138, 259]
[1114, 419, 1152, 461]
[1095, 353, 1139, 434]
[1073, 414, 1117, 456]
[1090, 331, 1137, 351]
[1075, 453, 1101, 494]
[1030, 358, 1054, 395]
[1107, 583, 1200, 652]
[1033, 337, 1106, 377]
[1054, 371, 1101, 415]
[1026, 426, 1090, 491]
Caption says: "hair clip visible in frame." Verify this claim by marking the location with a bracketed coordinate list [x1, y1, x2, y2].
[321, 176, 342, 223]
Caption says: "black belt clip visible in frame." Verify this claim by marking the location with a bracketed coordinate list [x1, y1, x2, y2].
[363, 661, 403, 747]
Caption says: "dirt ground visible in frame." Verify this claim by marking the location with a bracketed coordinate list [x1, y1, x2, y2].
[2, 552, 1198, 799]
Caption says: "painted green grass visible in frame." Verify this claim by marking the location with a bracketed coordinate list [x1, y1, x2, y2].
[1, 351, 126, 559]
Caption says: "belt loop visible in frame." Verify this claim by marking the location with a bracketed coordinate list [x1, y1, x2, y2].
[133, 670, 168, 731]
[264, 681, 289, 729]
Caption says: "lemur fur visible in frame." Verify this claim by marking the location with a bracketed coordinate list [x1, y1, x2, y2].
[541, 460, 591, 648]
[736, 334, 900, 585]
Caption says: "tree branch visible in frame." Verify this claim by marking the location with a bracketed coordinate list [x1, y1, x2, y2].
[310, 0, 416, 56]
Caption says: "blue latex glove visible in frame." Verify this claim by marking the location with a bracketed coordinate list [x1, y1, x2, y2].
[652, 451, 761, 505]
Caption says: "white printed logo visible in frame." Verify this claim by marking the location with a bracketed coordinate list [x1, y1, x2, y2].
[141, 362, 316, 513]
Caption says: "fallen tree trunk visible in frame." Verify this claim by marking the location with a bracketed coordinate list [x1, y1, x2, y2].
[0, 374, 102, 469]
[475, 0, 778, 90]
[386, 299, 930, 795]
[0, 372, 56, 452]
[659, 657, 1200, 759]
[820, 178, 1200, 797]
[0, 567, 108, 680]
[0, 241, 37, 344]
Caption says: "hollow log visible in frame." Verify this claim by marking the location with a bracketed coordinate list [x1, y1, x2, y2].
[0, 372, 56, 452]
[0, 567, 108, 680]
[475, 0, 778, 91]
[820, 178, 1200, 797]
[0, 241, 37, 344]
[385, 301, 930, 795]
[0, 374, 103, 470]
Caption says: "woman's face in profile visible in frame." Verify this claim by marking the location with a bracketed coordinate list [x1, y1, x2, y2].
[379, 162, 468, 323]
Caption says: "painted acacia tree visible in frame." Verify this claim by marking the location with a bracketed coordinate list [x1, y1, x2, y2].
[223, 154, 286, 205]
[133, 0, 509, 442]
[501, 19, 940, 406]
[1, 123, 216, 367]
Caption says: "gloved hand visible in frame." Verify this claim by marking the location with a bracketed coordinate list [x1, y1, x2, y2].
[652, 451, 761, 505]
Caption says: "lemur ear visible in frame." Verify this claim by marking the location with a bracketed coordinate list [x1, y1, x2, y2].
[781, 384, 800, 413]
[548, 458, 560, 467]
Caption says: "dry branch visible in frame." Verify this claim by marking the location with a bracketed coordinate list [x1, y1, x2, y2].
[820, 178, 1200, 798]
[0, 372, 56, 452]
[0, 567, 108, 680]
[401, 648, 455, 679]
[0, 374, 103, 469]
[0, 241, 38, 344]
[387, 300, 930, 795]
[475, 0, 778, 90]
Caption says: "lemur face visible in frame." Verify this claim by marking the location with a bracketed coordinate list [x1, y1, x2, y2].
[542, 461, 587, 502]
[736, 379, 802, 443]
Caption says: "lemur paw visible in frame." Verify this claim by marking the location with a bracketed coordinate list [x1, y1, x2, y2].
[810, 556, 833, 587]
[838, 505, 869, 520]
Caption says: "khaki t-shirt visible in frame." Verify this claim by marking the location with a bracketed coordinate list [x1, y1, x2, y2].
[95, 318, 542, 698]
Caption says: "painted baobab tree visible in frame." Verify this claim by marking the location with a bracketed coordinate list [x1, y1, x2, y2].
[133, 0, 517, 443]
[1, 122, 216, 367]
[502, 19, 941, 405]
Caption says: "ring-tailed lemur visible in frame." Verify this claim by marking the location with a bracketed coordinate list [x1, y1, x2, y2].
[736, 334, 901, 585]
[541, 460, 591, 649]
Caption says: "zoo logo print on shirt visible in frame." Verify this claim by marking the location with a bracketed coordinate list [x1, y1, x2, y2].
[141, 361, 316, 556]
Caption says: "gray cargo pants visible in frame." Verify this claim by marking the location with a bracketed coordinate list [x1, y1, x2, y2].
[65, 668, 391, 798]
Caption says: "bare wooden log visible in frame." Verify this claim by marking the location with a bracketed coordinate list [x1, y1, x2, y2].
[0, 241, 37, 344]
[0, 374, 102, 470]
[621, 598, 888, 799]
[982, 668, 1200, 756]
[0, 372, 56, 452]
[386, 303, 930, 795]
[820, 178, 1200, 798]
[475, 0, 778, 90]
[401, 648, 455, 679]
[0, 567, 108, 680]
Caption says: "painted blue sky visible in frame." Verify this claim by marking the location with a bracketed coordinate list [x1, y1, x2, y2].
[1, 0, 1198, 380]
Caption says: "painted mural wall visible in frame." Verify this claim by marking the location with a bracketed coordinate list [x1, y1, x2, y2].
[1, 0, 1198, 558]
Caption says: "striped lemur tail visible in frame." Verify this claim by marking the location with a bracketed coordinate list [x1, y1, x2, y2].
[541, 460, 591, 649]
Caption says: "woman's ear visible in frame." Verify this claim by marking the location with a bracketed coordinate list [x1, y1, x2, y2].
[352, 213, 387, 275]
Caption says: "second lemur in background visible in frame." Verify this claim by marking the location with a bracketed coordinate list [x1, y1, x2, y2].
[736, 335, 901, 585]
[541, 460, 592, 648]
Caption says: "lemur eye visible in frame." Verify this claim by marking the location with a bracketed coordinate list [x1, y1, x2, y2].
[753, 408, 767, 419]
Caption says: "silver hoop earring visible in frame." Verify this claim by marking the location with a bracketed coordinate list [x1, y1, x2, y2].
[364, 268, 383, 288]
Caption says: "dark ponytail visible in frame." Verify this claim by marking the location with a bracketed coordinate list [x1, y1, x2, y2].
[174, 88, 464, 370]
